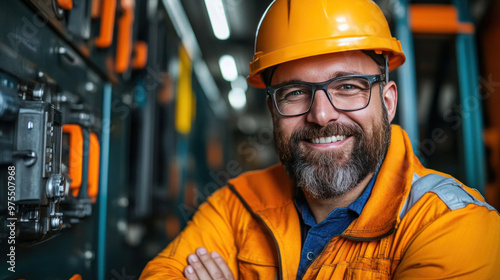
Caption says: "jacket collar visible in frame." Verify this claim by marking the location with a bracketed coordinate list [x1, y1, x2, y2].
[342, 125, 418, 239]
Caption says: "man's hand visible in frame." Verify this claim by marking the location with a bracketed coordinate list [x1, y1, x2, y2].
[184, 247, 235, 280]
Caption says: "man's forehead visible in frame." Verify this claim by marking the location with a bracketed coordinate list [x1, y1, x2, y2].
[271, 51, 380, 83]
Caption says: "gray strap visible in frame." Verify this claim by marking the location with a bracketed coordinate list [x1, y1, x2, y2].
[399, 174, 496, 220]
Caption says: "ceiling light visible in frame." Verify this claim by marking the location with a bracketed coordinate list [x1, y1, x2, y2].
[231, 75, 248, 91]
[219, 55, 238, 82]
[163, 0, 200, 59]
[162, 0, 228, 119]
[228, 88, 246, 110]
[204, 0, 230, 40]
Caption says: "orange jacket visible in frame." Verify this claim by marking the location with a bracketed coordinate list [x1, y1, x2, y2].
[140, 125, 500, 279]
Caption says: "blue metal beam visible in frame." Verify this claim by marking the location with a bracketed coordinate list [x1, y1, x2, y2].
[393, 0, 420, 157]
[97, 83, 112, 280]
[454, 0, 487, 194]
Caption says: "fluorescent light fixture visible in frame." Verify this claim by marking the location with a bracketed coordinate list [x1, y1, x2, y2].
[193, 60, 223, 108]
[219, 55, 238, 82]
[204, 0, 230, 40]
[163, 0, 200, 59]
[162, 0, 228, 118]
[228, 88, 246, 110]
[231, 75, 248, 92]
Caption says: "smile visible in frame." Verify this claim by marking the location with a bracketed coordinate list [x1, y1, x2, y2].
[310, 135, 347, 144]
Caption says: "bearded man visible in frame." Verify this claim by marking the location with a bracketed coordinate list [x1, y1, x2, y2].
[140, 0, 500, 279]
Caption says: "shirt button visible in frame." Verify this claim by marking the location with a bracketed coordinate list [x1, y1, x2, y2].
[306, 252, 314, 261]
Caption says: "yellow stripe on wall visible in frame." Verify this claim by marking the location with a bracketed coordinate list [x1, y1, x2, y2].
[175, 45, 196, 135]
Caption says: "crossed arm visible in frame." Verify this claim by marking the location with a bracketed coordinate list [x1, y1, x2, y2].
[180, 205, 500, 280]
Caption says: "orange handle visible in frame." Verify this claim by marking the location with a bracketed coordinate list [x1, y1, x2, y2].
[115, 2, 135, 73]
[95, 0, 117, 48]
[132, 41, 148, 69]
[69, 274, 82, 280]
[91, 0, 102, 18]
[62, 124, 83, 196]
[410, 4, 474, 34]
[57, 0, 73, 10]
[88, 133, 100, 203]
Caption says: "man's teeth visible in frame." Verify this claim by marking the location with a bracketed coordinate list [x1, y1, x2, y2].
[311, 135, 346, 144]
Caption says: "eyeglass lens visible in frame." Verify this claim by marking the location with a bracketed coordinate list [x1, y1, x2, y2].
[274, 76, 372, 116]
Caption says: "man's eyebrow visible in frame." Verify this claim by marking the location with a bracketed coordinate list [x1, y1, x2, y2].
[273, 79, 305, 85]
[327, 70, 364, 79]
[273, 71, 365, 85]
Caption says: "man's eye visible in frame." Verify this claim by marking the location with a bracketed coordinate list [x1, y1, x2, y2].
[286, 90, 304, 96]
[339, 84, 361, 90]
[277, 87, 309, 101]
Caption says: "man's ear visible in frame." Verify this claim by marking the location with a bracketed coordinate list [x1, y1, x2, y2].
[382, 81, 398, 122]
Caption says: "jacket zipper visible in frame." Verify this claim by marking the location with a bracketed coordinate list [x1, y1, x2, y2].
[228, 184, 284, 280]
[228, 184, 397, 280]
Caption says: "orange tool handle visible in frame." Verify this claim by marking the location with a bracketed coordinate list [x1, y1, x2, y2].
[91, 0, 102, 18]
[62, 124, 83, 196]
[57, 0, 73, 10]
[95, 0, 117, 48]
[88, 133, 100, 203]
[132, 41, 148, 69]
[115, 1, 135, 73]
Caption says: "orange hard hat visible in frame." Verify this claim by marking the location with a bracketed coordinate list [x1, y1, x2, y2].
[247, 0, 406, 88]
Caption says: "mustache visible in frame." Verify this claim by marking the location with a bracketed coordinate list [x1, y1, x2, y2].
[290, 122, 363, 142]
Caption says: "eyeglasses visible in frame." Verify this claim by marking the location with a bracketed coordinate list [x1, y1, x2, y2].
[267, 74, 384, 117]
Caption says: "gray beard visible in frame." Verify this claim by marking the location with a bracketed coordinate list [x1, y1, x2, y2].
[274, 110, 391, 200]
[291, 151, 370, 199]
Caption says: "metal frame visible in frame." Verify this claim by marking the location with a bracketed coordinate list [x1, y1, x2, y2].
[394, 0, 486, 194]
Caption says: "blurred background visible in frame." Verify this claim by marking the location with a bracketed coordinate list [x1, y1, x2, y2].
[0, 0, 499, 279]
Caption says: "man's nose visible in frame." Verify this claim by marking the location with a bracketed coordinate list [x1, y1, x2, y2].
[305, 90, 341, 126]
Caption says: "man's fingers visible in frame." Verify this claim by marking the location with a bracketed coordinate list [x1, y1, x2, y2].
[184, 265, 199, 280]
[186, 253, 211, 279]
[184, 247, 234, 280]
[211, 251, 234, 280]
[195, 247, 226, 279]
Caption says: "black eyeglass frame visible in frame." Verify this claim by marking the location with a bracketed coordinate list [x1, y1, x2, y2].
[266, 74, 385, 117]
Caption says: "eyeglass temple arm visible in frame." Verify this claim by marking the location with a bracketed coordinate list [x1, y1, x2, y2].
[384, 54, 389, 83]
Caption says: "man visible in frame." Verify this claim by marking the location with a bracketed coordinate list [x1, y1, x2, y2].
[140, 0, 500, 279]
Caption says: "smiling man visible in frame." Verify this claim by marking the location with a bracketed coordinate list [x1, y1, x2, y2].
[140, 0, 500, 279]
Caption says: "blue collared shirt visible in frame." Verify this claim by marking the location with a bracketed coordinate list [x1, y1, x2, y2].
[294, 172, 378, 279]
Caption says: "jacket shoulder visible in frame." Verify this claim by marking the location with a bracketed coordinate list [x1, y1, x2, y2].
[399, 173, 497, 220]
[393, 174, 500, 278]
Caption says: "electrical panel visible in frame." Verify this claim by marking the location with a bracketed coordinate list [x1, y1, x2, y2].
[0, 0, 223, 279]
